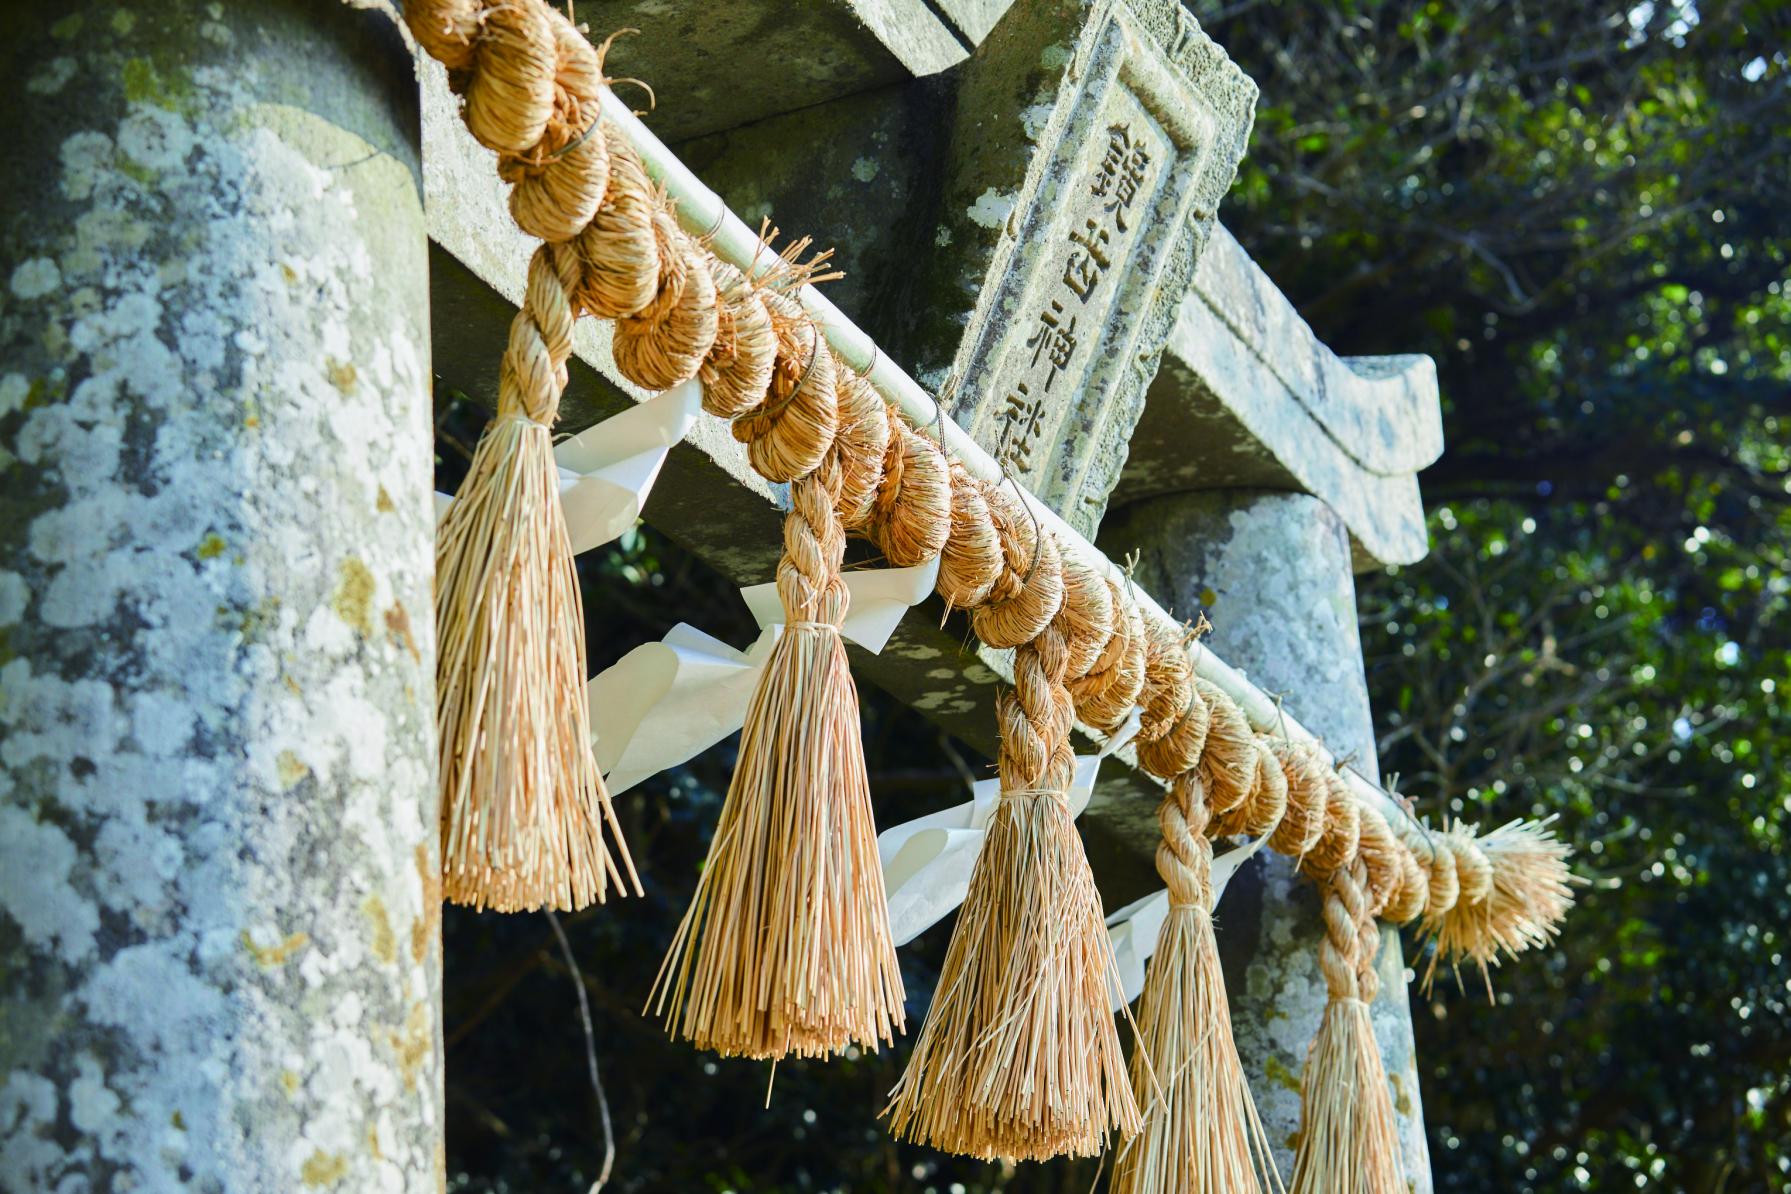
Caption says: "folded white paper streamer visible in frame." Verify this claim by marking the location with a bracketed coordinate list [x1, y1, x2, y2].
[553, 380, 703, 555]
[740, 555, 940, 656]
[433, 380, 703, 553]
[588, 556, 942, 795]
[1105, 832, 1269, 1010]
[878, 709, 1143, 947]
[588, 623, 778, 797]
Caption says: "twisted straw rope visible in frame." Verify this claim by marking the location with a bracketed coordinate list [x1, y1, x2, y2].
[409, 0, 1570, 957]
[1158, 772, 1214, 909]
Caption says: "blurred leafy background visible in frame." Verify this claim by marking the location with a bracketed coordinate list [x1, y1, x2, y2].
[438, 0, 1791, 1190]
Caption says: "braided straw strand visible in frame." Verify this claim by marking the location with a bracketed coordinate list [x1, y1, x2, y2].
[1111, 770, 1280, 1194]
[1382, 837, 1431, 926]
[1268, 741, 1329, 859]
[697, 259, 777, 419]
[1298, 770, 1361, 883]
[612, 212, 720, 391]
[573, 132, 660, 318]
[1194, 679, 1256, 818]
[499, 21, 610, 242]
[831, 358, 894, 529]
[1137, 619, 1195, 744]
[868, 412, 952, 567]
[1210, 738, 1288, 839]
[970, 494, 1064, 649]
[1069, 580, 1146, 732]
[1136, 684, 1210, 780]
[1355, 804, 1402, 920]
[1059, 556, 1116, 681]
[937, 467, 1002, 609]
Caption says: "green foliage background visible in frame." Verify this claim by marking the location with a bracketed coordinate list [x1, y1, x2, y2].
[440, 1, 1791, 1190]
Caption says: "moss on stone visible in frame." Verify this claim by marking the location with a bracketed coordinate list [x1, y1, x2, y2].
[120, 55, 194, 114]
[1263, 1049, 1304, 1094]
[332, 557, 376, 636]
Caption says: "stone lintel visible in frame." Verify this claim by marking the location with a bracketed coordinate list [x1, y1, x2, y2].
[1113, 224, 1444, 569]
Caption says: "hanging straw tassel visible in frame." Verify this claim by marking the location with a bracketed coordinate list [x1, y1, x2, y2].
[1288, 850, 1403, 1194]
[650, 338, 904, 1059]
[410, 0, 640, 912]
[437, 244, 639, 911]
[886, 545, 1140, 1160]
[1111, 770, 1280, 1194]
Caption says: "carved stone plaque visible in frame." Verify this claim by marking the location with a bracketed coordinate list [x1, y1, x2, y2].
[976, 94, 1171, 484]
[928, 0, 1257, 536]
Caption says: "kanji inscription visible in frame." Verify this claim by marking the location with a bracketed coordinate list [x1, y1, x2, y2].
[924, 0, 1252, 539]
[984, 109, 1165, 479]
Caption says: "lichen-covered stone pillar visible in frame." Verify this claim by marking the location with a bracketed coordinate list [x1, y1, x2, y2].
[1102, 489, 1433, 1190]
[0, 4, 442, 1189]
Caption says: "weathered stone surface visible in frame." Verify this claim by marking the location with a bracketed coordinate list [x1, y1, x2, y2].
[670, 78, 954, 351]
[1101, 490, 1433, 1189]
[0, 4, 441, 1189]
[1115, 224, 1443, 568]
[580, 0, 969, 144]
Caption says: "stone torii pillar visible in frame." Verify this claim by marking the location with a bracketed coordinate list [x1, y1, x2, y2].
[0, 4, 442, 1189]
[1099, 224, 1445, 1184]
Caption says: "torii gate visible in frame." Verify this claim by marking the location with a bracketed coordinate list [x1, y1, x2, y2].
[1, 1, 1445, 1188]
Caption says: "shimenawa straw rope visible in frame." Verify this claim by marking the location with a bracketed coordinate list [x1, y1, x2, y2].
[411, 1, 1580, 1166]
